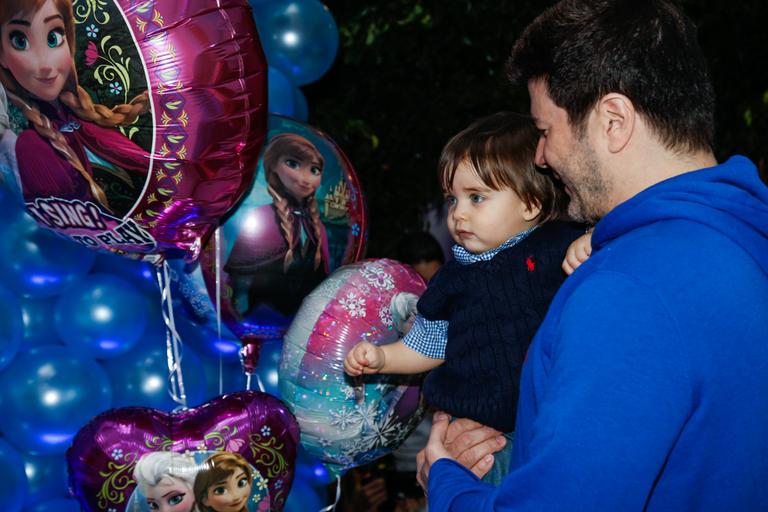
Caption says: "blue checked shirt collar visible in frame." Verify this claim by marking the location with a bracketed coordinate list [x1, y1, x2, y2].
[452, 225, 538, 265]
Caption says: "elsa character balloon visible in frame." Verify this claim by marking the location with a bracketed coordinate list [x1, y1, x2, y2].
[224, 133, 331, 317]
[133, 451, 200, 512]
[0, 0, 151, 215]
[193, 452, 255, 512]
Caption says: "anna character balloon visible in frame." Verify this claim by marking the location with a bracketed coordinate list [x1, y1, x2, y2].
[0, 0, 151, 216]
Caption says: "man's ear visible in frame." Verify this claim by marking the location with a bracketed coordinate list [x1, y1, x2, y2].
[522, 199, 542, 222]
[597, 93, 635, 153]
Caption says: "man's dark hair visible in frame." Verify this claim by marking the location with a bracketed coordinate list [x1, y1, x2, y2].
[396, 231, 445, 265]
[507, 0, 715, 153]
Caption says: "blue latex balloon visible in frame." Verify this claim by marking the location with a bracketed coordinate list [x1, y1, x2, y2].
[0, 203, 95, 298]
[200, 357, 248, 402]
[20, 453, 69, 507]
[255, 339, 282, 397]
[174, 313, 241, 363]
[91, 251, 157, 294]
[23, 498, 82, 512]
[0, 284, 23, 372]
[0, 437, 28, 512]
[54, 273, 148, 359]
[103, 337, 207, 410]
[293, 86, 309, 121]
[268, 66, 298, 117]
[283, 479, 327, 512]
[19, 297, 62, 348]
[253, 0, 339, 85]
[0, 346, 112, 455]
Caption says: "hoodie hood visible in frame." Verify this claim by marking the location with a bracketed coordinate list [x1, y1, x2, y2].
[592, 156, 768, 275]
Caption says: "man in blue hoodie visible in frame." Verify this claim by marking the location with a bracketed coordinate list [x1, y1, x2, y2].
[417, 0, 768, 509]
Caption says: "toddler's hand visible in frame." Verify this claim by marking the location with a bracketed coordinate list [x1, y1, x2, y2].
[562, 231, 593, 275]
[344, 341, 385, 376]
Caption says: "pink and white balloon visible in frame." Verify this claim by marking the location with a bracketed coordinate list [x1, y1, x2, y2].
[278, 259, 427, 475]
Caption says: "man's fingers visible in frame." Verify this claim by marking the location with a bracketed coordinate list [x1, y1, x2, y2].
[454, 434, 506, 470]
[468, 453, 496, 480]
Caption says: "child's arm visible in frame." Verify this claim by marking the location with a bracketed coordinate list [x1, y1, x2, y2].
[344, 340, 444, 376]
[562, 230, 593, 275]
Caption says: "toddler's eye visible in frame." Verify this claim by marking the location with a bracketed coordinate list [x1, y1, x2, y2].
[445, 195, 457, 206]
[470, 194, 485, 204]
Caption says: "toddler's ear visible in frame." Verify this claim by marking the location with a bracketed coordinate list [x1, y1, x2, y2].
[522, 199, 542, 222]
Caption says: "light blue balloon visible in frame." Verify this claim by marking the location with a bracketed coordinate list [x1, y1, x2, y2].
[23, 498, 81, 512]
[0, 284, 23, 372]
[0, 204, 95, 298]
[0, 437, 28, 512]
[54, 273, 148, 359]
[19, 297, 62, 348]
[268, 66, 298, 117]
[20, 453, 68, 507]
[0, 346, 113, 455]
[103, 338, 207, 410]
[293, 86, 309, 121]
[253, 0, 339, 85]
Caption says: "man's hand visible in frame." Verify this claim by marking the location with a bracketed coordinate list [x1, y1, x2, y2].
[344, 341, 385, 376]
[416, 412, 505, 492]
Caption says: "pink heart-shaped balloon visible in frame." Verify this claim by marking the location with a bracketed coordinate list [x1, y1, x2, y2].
[67, 391, 299, 511]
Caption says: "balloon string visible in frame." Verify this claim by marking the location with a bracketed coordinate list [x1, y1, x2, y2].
[156, 262, 187, 409]
[318, 476, 341, 512]
[215, 228, 224, 396]
[246, 373, 252, 391]
[255, 373, 266, 393]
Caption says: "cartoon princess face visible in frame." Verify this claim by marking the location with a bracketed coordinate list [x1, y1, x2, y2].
[201, 469, 253, 512]
[273, 148, 323, 202]
[0, 0, 73, 102]
[143, 475, 197, 512]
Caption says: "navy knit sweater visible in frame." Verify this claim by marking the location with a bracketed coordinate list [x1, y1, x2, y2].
[419, 221, 583, 432]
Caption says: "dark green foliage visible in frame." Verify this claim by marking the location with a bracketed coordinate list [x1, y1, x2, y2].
[305, 1, 768, 257]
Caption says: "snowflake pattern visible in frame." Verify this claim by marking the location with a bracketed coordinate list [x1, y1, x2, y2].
[86, 24, 99, 38]
[339, 292, 366, 318]
[108, 82, 123, 95]
[361, 409, 407, 450]
[341, 385, 357, 400]
[256, 475, 268, 491]
[353, 401, 379, 427]
[378, 306, 393, 326]
[110, 448, 123, 460]
[318, 438, 333, 448]
[260, 425, 271, 437]
[330, 405, 361, 431]
[351, 223, 361, 236]
[361, 263, 394, 291]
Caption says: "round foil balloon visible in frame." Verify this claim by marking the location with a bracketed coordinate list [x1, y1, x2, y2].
[67, 391, 299, 512]
[0, 0, 267, 260]
[279, 259, 427, 476]
[200, 115, 366, 346]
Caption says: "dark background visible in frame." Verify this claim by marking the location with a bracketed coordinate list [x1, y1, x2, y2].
[303, 1, 768, 257]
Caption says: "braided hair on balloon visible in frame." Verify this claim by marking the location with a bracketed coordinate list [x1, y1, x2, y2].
[262, 133, 325, 272]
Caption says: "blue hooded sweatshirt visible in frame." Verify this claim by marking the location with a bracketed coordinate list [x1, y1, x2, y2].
[428, 156, 768, 511]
